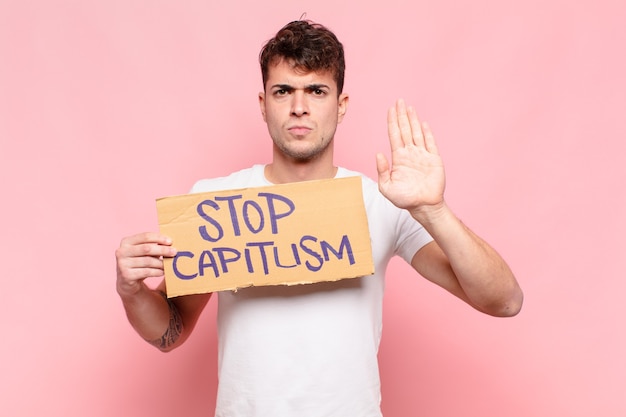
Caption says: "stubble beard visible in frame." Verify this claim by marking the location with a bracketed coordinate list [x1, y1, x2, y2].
[273, 135, 334, 162]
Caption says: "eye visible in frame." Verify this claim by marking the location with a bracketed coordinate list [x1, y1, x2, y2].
[274, 89, 288, 96]
[313, 89, 325, 96]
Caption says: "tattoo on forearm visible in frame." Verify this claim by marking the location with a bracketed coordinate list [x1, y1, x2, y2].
[147, 292, 183, 349]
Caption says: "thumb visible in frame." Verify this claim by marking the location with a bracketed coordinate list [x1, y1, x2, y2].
[376, 153, 390, 185]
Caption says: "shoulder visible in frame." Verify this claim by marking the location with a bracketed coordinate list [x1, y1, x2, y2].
[335, 167, 379, 195]
[336, 167, 393, 211]
[190, 165, 268, 193]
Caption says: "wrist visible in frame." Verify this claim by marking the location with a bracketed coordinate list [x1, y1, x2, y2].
[116, 279, 149, 302]
[409, 200, 450, 227]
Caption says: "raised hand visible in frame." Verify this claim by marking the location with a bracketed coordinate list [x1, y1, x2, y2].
[376, 99, 445, 216]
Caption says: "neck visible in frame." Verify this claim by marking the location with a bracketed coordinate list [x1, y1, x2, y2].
[265, 150, 337, 184]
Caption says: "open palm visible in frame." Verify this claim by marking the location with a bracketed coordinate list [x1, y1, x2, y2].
[376, 99, 445, 213]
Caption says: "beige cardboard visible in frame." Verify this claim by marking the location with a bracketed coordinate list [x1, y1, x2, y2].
[156, 176, 374, 297]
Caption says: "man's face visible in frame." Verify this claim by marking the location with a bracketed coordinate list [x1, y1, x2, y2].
[259, 59, 348, 162]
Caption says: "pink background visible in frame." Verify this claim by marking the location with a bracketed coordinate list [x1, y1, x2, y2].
[1, 1, 624, 416]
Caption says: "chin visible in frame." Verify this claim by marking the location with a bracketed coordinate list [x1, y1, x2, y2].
[278, 140, 332, 161]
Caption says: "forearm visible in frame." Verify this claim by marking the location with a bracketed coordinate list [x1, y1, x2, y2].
[412, 202, 523, 316]
[118, 282, 183, 351]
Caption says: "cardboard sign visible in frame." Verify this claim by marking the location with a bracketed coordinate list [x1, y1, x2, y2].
[156, 176, 374, 297]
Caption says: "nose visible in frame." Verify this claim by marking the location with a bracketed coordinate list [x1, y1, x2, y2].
[290, 90, 309, 116]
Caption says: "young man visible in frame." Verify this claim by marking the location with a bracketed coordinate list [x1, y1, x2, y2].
[116, 20, 523, 417]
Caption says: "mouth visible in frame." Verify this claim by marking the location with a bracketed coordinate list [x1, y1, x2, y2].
[287, 126, 313, 136]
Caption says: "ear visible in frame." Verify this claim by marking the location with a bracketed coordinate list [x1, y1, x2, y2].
[337, 93, 349, 123]
[258, 92, 267, 122]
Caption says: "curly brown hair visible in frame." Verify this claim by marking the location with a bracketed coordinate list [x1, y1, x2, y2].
[259, 20, 345, 95]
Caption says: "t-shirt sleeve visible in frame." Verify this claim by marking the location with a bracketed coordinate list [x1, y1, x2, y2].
[394, 208, 434, 264]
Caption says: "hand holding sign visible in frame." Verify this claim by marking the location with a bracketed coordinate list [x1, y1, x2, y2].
[115, 232, 177, 297]
[376, 99, 446, 217]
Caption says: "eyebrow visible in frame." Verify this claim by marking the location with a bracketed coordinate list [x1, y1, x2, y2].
[270, 83, 330, 92]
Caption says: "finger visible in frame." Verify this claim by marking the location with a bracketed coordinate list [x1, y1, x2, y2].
[116, 241, 177, 263]
[117, 255, 166, 283]
[122, 232, 173, 247]
[407, 105, 425, 148]
[120, 265, 167, 282]
[395, 99, 414, 147]
[122, 253, 166, 270]
[387, 105, 403, 152]
[133, 242, 177, 258]
[422, 122, 439, 155]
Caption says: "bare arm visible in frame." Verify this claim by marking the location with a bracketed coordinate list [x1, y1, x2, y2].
[410, 210, 522, 317]
[115, 232, 211, 352]
[377, 100, 523, 316]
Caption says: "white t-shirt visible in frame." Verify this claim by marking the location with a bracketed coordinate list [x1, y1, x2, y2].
[191, 165, 433, 417]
